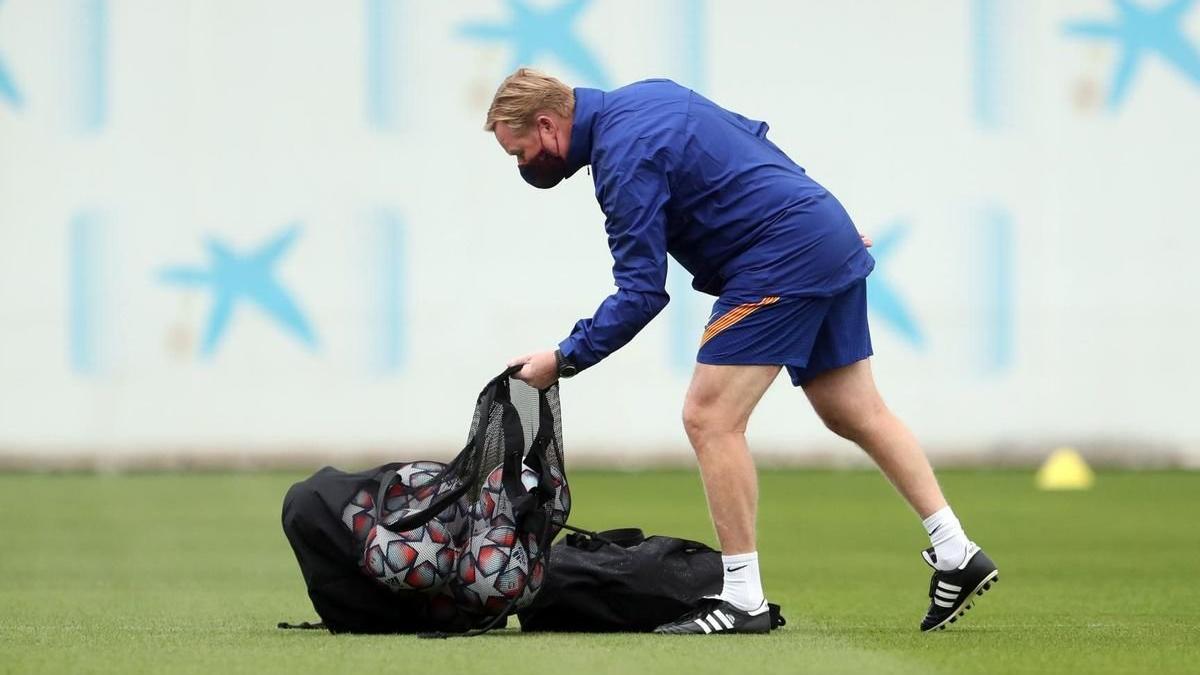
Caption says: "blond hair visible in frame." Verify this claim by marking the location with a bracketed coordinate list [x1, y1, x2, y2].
[484, 68, 574, 134]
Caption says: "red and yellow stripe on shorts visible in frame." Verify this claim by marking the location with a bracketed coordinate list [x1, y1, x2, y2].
[700, 296, 781, 347]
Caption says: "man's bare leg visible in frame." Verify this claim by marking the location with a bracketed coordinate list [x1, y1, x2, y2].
[655, 364, 788, 637]
[802, 359, 981, 568]
[802, 359, 946, 516]
[683, 363, 780, 554]
[681, 363, 780, 613]
[802, 358, 1000, 628]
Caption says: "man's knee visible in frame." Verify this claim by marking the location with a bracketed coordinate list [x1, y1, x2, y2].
[682, 398, 738, 447]
[682, 364, 777, 449]
[819, 409, 861, 441]
[681, 399, 712, 443]
[817, 401, 887, 443]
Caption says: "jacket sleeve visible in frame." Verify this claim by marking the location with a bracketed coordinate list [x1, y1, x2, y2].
[558, 154, 671, 372]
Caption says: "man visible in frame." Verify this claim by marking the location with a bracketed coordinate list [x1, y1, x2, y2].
[487, 68, 998, 634]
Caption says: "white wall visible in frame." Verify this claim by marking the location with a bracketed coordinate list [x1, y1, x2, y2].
[1, 1, 1198, 466]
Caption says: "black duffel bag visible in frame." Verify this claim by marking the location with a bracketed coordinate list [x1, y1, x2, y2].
[518, 527, 783, 632]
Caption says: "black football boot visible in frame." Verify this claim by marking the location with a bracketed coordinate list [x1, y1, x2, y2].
[920, 542, 999, 632]
[653, 597, 786, 634]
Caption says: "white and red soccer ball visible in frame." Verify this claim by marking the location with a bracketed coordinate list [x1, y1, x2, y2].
[361, 509, 457, 592]
[453, 522, 541, 613]
[341, 488, 376, 542]
[473, 463, 568, 527]
[384, 461, 470, 544]
[453, 463, 561, 612]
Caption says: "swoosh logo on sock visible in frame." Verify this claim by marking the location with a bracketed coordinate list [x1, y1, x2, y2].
[725, 565, 748, 573]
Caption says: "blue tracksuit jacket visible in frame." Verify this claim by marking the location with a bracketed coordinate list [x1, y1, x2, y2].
[558, 80, 874, 371]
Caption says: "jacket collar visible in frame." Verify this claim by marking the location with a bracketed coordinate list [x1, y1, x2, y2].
[565, 87, 603, 177]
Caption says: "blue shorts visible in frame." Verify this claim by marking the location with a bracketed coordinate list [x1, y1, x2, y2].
[696, 280, 873, 386]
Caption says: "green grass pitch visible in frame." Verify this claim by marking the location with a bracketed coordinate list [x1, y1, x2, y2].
[2, 469, 1198, 674]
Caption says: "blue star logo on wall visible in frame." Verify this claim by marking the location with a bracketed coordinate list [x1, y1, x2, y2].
[458, 0, 611, 87]
[867, 222, 925, 349]
[0, 0, 22, 108]
[1064, 0, 1200, 109]
[159, 224, 318, 358]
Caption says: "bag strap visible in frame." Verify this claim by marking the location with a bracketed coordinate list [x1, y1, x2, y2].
[500, 378, 560, 521]
[559, 523, 644, 549]
[499, 394, 534, 515]
[595, 528, 644, 546]
[277, 621, 326, 630]
[372, 468, 399, 527]
[521, 387, 559, 507]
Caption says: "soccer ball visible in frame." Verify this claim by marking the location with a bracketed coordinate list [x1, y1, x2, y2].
[522, 557, 546, 605]
[384, 461, 448, 511]
[470, 461, 567, 540]
[453, 522, 532, 614]
[361, 509, 457, 592]
[451, 461, 568, 613]
[473, 463, 542, 527]
[548, 464, 570, 525]
[382, 461, 470, 544]
[341, 488, 376, 542]
[433, 482, 471, 546]
[517, 529, 548, 605]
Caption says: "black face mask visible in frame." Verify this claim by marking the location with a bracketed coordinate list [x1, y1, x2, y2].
[519, 133, 567, 189]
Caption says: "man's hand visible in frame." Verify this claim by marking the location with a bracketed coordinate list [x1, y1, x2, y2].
[507, 350, 559, 389]
[860, 232, 873, 248]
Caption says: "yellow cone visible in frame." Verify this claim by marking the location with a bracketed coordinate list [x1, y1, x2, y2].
[1036, 447, 1094, 490]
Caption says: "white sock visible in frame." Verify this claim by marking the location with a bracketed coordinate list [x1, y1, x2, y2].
[719, 551, 765, 611]
[922, 506, 971, 571]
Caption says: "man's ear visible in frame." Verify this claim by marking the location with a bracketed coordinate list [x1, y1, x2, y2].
[536, 114, 555, 134]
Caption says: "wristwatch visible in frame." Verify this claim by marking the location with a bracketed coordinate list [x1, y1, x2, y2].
[554, 348, 578, 379]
